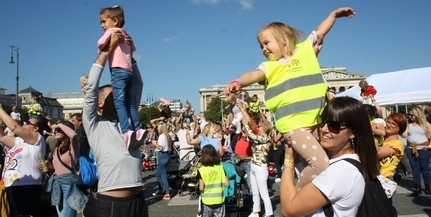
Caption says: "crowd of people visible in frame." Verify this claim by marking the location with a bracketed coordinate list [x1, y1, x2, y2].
[1, 4, 431, 217]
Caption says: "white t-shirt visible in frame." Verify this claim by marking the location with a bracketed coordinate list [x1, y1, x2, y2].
[158, 134, 170, 152]
[310, 154, 365, 217]
[2, 133, 46, 187]
[10, 111, 21, 121]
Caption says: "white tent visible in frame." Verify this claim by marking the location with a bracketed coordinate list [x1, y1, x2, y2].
[337, 67, 431, 106]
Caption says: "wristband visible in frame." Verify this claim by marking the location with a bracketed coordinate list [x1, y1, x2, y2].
[284, 159, 294, 166]
[229, 79, 242, 89]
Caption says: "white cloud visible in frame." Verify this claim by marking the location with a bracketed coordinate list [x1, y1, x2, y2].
[191, 0, 253, 10]
[161, 36, 180, 43]
[238, 0, 253, 10]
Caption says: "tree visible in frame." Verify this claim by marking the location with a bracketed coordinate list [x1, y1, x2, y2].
[203, 96, 227, 123]
[138, 105, 160, 126]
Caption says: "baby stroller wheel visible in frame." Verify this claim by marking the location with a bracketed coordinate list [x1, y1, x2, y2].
[190, 192, 198, 199]
[178, 190, 184, 197]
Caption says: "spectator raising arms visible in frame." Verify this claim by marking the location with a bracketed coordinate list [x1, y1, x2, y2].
[225, 7, 356, 190]
[0, 105, 47, 217]
[82, 31, 148, 217]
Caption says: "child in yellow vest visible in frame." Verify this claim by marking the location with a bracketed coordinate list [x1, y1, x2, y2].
[197, 145, 229, 217]
[28, 95, 43, 120]
[224, 7, 355, 190]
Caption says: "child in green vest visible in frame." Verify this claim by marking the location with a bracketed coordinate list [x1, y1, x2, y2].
[28, 95, 43, 120]
[224, 7, 355, 190]
[197, 145, 229, 217]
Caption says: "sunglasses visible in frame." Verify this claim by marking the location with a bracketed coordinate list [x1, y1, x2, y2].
[320, 120, 347, 134]
[24, 121, 37, 127]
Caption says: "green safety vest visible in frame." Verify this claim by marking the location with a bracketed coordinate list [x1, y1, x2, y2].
[263, 39, 327, 133]
[28, 103, 41, 115]
[249, 100, 260, 113]
[199, 164, 225, 205]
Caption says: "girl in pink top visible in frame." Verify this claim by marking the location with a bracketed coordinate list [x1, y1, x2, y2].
[98, 5, 144, 150]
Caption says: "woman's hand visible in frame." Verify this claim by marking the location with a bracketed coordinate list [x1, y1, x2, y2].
[284, 137, 294, 160]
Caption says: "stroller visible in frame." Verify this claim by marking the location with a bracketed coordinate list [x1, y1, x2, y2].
[167, 143, 201, 197]
[176, 150, 201, 198]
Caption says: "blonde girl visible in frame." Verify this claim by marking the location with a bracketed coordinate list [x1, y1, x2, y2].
[152, 122, 173, 200]
[225, 7, 355, 189]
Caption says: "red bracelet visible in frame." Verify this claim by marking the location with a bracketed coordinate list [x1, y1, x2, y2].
[229, 79, 242, 89]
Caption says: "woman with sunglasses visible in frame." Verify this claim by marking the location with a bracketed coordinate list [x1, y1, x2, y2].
[280, 97, 379, 216]
[0, 106, 47, 217]
[46, 120, 87, 217]
[378, 113, 407, 212]
[406, 107, 431, 196]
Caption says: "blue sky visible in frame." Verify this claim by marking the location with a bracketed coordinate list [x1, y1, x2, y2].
[1, 0, 430, 114]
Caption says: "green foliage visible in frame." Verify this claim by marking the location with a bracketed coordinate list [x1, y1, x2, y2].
[203, 96, 227, 123]
[138, 106, 160, 126]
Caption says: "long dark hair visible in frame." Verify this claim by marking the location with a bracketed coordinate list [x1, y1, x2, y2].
[56, 120, 75, 155]
[321, 97, 379, 179]
[200, 145, 220, 167]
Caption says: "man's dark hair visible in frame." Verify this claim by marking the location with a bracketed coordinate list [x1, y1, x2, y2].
[72, 113, 82, 122]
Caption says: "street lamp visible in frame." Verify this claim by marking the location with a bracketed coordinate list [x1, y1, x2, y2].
[9, 45, 20, 108]
[146, 93, 154, 121]
[220, 99, 224, 123]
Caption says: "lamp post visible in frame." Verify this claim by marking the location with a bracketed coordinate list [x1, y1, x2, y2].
[220, 99, 224, 123]
[146, 93, 154, 121]
[9, 45, 20, 108]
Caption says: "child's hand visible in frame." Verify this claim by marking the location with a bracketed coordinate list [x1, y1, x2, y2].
[224, 82, 241, 95]
[334, 7, 355, 18]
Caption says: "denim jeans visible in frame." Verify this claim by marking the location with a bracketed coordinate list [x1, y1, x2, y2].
[406, 147, 431, 186]
[156, 152, 171, 194]
[111, 68, 140, 133]
[240, 161, 251, 193]
[56, 182, 77, 217]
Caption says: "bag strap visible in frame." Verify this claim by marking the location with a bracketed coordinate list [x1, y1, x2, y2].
[322, 158, 362, 217]
[56, 148, 77, 176]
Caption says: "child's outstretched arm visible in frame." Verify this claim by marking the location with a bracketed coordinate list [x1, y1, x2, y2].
[224, 69, 265, 95]
[314, 7, 355, 55]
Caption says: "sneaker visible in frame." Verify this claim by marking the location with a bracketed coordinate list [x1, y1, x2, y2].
[275, 178, 281, 183]
[136, 129, 147, 141]
[248, 212, 259, 217]
[152, 191, 165, 196]
[124, 130, 134, 148]
[128, 131, 145, 151]
[163, 194, 171, 200]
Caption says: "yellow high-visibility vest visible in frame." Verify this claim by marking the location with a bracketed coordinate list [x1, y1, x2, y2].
[28, 103, 41, 115]
[199, 164, 225, 205]
[263, 39, 327, 133]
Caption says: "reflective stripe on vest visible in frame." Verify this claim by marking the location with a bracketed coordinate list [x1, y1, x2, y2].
[263, 39, 327, 133]
[199, 164, 225, 205]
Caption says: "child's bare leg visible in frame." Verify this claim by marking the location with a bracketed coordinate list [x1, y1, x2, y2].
[284, 128, 329, 190]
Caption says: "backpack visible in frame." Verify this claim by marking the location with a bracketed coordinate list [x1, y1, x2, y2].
[323, 158, 397, 217]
